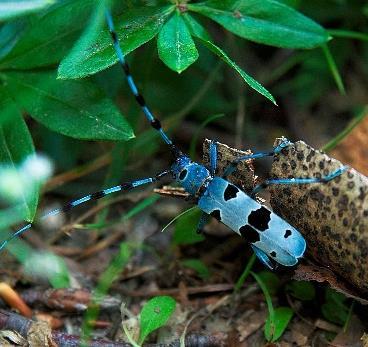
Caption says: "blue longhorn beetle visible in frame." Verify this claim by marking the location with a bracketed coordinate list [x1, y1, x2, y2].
[0, 10, 348, 269]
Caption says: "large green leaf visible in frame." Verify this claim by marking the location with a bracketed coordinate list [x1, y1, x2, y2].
[157, 11, 198, 73]
[0, 101, 38, 221]
[0, 0, 95, 69]
[184, 14, 276, 104]
[58, 5, 175, 79]
[57, 0, 108, 79]
[188, 0, 329, 49]
[2, 71, 134, 141]
[0, 0, 55, 22]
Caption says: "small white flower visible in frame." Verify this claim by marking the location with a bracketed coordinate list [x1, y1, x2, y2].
[0, 154, 53, 205]
[21, 154, 54, 183]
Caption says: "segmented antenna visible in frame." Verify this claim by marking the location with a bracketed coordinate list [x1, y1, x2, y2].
[105, 10, 178, 154]
[0, 171, 171, 251]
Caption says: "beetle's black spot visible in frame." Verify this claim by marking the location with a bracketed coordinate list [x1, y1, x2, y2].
[91, 191, 106, 200]
[284, 229, 292, 238]
[223, 184, 239, 201]
[270, 251, 277, 258]
[239, 225, 260, 243]
[179, 169, 187, 181]
[210, 209, 221, 221]
[248, 207, 271, 231]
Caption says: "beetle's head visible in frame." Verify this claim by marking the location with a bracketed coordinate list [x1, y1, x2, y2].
[171, 155, 210, 196]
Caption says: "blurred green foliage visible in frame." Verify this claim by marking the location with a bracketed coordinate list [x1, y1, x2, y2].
[322, 287, 350, 325]
[286, 280, 316, 301]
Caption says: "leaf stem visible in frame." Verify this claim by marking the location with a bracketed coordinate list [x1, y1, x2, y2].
[251, 271, 275, 337]
[234, 253, 256, 292]
[321, 44, 345, 95]
[328, 29, 368, 41]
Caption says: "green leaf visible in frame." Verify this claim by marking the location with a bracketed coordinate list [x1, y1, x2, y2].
[182, 259, 210, 279]
[173, 207, 205, 245]
[0, 105, 37, 221]
[202, 39, 276, 104]
[182, 12, 212, 41]
[0, 0, 55, 22]
[58, 5, 175, 79]
[157, 11, 198, 73]
[0, 0, 96, 69]
[184, 14, 276, 104]
[277, 0, 301, 7]
[257, 271, 281, 295]
[96, 243, 133, 295]
[265, 307, 293, 342]
[138, 296, 176, 344]
[3, 71, 134, 141]
[286, 280, 315, 301]
[321, 288, 349, 325]
[188, 0, 329, 49]
[57, 0, 109, 79]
